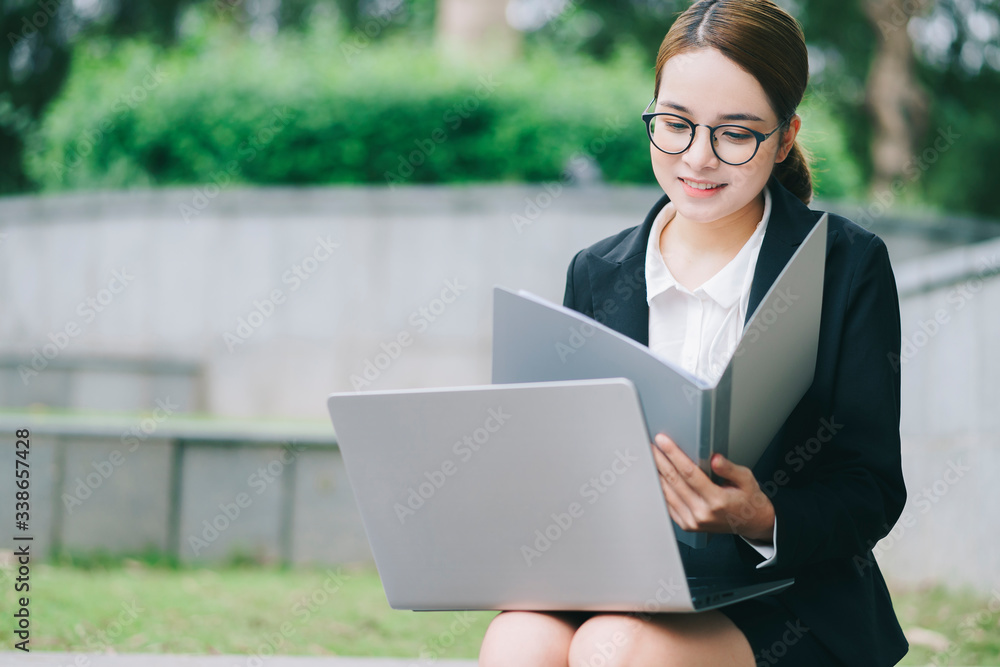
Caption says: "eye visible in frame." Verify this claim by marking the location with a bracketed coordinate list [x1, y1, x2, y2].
[657, 117, 690, 133]
[719, 128, 754, 143]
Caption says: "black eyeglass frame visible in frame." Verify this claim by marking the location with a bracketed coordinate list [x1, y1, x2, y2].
[641, 97, 791, 166]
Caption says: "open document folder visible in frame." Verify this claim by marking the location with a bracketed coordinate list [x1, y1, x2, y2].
[492, 213, 828, 548]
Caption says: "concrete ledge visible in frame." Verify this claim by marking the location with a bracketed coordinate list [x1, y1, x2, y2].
[0, 654, 476, 666]
[894, 233, 1000, 297]
[0, 653, 958, 667]
[0, 412, 368, 565]
[0, 411, 336, 446]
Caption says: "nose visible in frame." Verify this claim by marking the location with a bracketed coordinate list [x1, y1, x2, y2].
[683, 125, 720, 170]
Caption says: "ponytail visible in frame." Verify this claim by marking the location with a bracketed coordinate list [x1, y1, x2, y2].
[774, 138, 813, 206]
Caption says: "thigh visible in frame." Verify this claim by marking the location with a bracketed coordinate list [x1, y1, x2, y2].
[568, 609, 755, 667]
[717, 596, 842, 666]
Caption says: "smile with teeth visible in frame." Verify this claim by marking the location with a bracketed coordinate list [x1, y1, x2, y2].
[680, 178, 725, 190]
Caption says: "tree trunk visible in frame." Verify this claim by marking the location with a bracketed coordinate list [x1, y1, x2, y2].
[862, 0, 930, 199]
[435, 0, 521, 63]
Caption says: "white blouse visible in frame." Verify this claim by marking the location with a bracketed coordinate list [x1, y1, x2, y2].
[645, 188, 770, 384]
[645, 186, 778, 567]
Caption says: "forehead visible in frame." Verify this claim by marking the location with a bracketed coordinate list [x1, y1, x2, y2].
[657, 48, 774, 121]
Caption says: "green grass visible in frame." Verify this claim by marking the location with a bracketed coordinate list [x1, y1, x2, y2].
[889, 581, 1000, 666]
[0, 555, 496, 658]
[2, 555, 998, 664]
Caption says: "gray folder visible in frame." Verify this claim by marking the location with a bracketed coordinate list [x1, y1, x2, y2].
[492, 213, 827, 548]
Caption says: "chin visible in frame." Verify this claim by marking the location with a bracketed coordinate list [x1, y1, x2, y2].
[675, 201, 735, 223]
[661, 183, 734, 221]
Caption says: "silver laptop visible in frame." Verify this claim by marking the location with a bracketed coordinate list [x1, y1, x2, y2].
[326, 377, 793, 612]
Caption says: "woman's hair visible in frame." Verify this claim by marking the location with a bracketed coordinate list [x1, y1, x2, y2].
[653, 0, 813, 205]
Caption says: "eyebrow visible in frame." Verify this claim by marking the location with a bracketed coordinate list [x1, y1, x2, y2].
[656, 100, 765, 123]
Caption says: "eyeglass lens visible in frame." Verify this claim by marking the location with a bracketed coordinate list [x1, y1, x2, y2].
[649, 114, 760, 165]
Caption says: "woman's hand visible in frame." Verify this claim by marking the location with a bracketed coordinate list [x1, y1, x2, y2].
[651, 432, 775, 543]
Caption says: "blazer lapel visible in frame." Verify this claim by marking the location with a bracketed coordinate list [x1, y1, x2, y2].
[743, 176, 836, 327]
[584, 193, 665, 346]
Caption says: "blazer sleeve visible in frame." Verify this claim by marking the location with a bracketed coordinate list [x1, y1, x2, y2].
[767, 235, 907, 570]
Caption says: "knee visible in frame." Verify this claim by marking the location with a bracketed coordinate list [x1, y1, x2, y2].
[479, 611, 575, 667]
[568, 614, 642, 667]
[569, 611, 753, 667]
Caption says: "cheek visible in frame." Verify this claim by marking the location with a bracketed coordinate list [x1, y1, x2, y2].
[649, 145, 677, 185]
[728, 154, 775, 191]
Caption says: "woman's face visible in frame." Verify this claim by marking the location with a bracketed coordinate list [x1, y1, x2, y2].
[650, 47, 799, 225]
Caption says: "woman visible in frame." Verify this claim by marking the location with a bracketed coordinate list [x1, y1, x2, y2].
[479, 0, 909, 665]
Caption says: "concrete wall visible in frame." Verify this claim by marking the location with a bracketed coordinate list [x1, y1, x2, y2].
[0, 416, 369, 566]
[876, 236, 1000, 592]
[0, 184, 671, 421]
[0, 183, 984, 421]
[1, 185, 998, 593]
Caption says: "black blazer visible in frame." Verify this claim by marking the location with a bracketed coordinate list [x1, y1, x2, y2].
[562, 175, 909, 666]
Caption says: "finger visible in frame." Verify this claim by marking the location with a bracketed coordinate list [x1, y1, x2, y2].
[651, 441, 711, 521]
[710, 453, 756, 489]
[651, 439, 695, 495]
[657, 463, 697, 530]
[655, 434, 716, 496]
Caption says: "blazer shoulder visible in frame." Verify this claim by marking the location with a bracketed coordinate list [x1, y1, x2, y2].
[563, 224, 643, 312]
[573, 192, 668, 267]
[575, 224, 646, 265]
[823, 210, 890, 261]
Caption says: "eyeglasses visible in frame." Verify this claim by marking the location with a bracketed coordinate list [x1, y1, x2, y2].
[641, 98, 788, 166]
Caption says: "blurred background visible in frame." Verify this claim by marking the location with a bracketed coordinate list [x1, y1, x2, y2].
[0, 0, 999, 663]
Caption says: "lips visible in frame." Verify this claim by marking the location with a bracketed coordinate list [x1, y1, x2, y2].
[679, 177, 725, 190]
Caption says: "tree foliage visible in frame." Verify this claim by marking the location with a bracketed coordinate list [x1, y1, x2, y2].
[2, 0, 999, 218]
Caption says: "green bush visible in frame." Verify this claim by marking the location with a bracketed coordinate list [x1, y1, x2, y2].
[797, 93, 865, 201]
[24, 13, 862, 199]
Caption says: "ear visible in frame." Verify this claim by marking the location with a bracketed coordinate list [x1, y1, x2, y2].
[775, 114, 802, 163]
